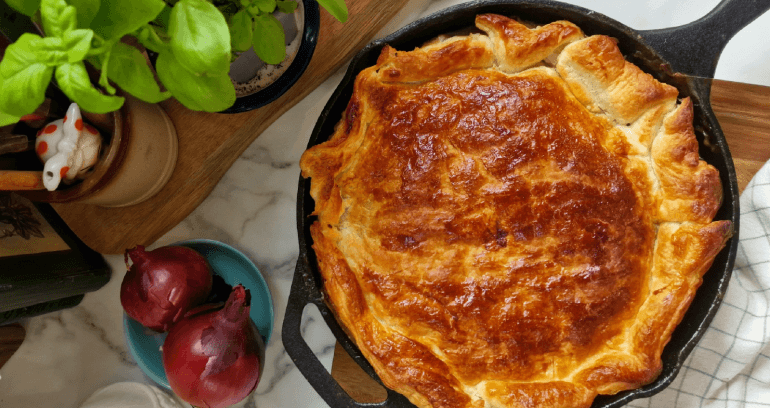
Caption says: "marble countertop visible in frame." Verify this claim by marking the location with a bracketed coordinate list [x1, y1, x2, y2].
[1, 1, 768, 407]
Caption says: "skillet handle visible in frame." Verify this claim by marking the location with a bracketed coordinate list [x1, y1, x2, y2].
[282, 257, 416, 408]
[636, 0, 770, 78]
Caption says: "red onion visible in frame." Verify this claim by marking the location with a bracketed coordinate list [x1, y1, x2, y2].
[162, 284, 264, 408]
[120, 245, 213, 332]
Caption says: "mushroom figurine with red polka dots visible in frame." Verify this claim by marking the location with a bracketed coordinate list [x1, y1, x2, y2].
[34, 103, 102, 191]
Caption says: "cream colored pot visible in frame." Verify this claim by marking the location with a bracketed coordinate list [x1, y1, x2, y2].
[19, 95, 178, 208]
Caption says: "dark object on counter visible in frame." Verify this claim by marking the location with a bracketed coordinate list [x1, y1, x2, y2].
[0, 323, 25, 369]
[0, 294, 84, 326]
[0, 193, 110, 315]
[284, 0, 766, 407]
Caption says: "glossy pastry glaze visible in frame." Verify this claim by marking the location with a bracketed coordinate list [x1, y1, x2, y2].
[301, 14, 733, 408]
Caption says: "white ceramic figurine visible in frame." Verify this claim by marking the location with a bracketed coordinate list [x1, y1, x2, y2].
[35, 103, 103, 191]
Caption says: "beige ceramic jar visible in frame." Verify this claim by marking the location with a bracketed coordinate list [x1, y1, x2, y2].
[19, 95, 177, 207]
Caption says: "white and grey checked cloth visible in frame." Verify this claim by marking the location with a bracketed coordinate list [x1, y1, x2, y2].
[630, 160, 770, 408]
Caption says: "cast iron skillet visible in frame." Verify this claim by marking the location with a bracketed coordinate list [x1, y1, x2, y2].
[285, 1, 768, 406]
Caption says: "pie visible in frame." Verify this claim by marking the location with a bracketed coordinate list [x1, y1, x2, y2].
[299, 14, 733, 408]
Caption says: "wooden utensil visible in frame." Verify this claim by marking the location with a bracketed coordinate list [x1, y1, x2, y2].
[0, 170, 45, 190]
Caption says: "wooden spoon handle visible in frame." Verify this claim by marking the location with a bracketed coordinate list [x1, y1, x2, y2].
[0, 170, 45, 190]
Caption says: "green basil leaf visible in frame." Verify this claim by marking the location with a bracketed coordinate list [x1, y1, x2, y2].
[35, 37, 76, 65]
[67, 0, 100, 28]
[40, 0, 77, 37]
[252, 13, 284, 65]
[229, 10, 252, 52]
[275, 0, 297, 14]
[169, 0, 230, 75]
[104, 43, 170, 103]
[0, 63, 53, 117]
[317, 0, 347, 23]
[252, 0, 275, 14]
[96, 48, 117, 95]
[0, 110, 21, 127]
[0, 73, 21, 125]
[153, 4, 173, 29]
[62, 29, 93, 62]
[134, 25, 171, 55]
[2, 33, 93, 71]
[55, 62, 125, 113]
[3, 0, 41, 16]
[1, 34, 45, 77]
[156, 51, 235, 112]
[0, 34, 61, 76]
[89, 0, 165, 42]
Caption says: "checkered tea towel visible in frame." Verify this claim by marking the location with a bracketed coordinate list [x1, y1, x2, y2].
[629, 160, 770, 408]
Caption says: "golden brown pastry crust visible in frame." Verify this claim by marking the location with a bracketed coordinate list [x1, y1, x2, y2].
[300, 14, 732, 408]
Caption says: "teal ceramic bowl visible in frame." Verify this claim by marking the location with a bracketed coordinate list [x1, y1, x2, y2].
[123, 239, 274, 390]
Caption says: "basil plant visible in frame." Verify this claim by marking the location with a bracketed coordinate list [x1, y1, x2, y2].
[0, 0, 347, 126]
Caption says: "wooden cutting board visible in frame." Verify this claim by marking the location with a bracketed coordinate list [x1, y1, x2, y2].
[50, 3, 770, 256]
[51, 0, 410, 254]
[712, 80, 770, 191]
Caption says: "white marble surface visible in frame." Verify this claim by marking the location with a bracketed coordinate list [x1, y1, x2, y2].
[1, 1, 768, 407]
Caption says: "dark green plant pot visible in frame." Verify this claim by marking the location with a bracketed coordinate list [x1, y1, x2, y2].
[222, 0, 321, 113]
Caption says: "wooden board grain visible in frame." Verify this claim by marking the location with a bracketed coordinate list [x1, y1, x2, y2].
[711, 80, 770, 192]
[0, 324, 25, 370]
[331, 342, 388, 403]
[51, 0, 409, 254]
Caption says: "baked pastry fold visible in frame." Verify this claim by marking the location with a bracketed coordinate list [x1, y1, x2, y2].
[301, 14, 732, 408]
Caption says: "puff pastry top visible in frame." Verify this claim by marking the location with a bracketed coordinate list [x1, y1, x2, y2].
[300, 14, 733, 408]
